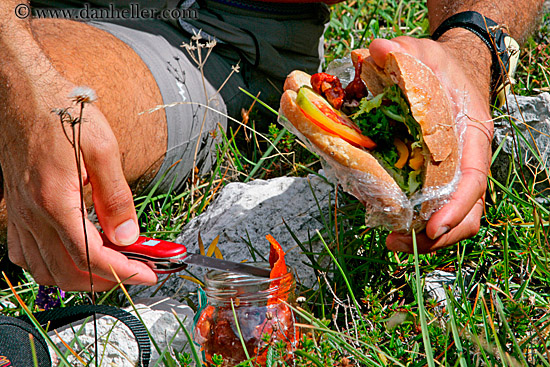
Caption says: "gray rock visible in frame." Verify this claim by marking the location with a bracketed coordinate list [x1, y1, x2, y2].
[133, 174, 334, 300]
[424, 269, 474, 309]
[49, 297, 195, 367]
[492, 93, 550, 199]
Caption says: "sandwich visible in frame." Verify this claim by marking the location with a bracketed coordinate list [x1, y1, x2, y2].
[279, 49, 459, 232]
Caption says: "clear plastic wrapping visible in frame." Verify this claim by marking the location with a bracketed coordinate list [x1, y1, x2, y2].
[279, 57, 463, 233]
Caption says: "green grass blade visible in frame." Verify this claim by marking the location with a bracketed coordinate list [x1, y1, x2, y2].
[412, 230, 435, 367]
[231, 299, 254, 367]
[316, 230, 367, 334]
[445, 289, 469, 367]
[172, 313, 202, 367]
[244, 126, 289, 182]
[293, 349, 324, 367]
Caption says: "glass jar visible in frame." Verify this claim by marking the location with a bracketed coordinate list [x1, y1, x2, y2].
[193, 263, 297, 366]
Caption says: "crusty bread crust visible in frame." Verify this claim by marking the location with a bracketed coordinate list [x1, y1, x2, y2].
[351, 50, 457, 164]
[283, 70, 312, 92]
[385, 52, 455, 163]
[280, 90, 409, 227]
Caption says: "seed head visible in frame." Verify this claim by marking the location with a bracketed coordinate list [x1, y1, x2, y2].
[69, 86, 97, 104]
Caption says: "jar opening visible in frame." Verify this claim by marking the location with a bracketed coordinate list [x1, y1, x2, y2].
[203, 263, 294, 305]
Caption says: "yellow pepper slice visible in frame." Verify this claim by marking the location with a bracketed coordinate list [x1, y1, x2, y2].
[394, 138, 409, 169]
[408, 147, 424, 170]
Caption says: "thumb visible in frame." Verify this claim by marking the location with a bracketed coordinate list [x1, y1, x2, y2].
[81, 111, 139, 246]
[368, 37, 422, 68]
[368, 39, 405, 67]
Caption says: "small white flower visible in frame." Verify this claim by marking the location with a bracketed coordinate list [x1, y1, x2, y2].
[191, 29, 203, 41]
[231, 64, 240, 73]
[182, 43, 197, 52]
[206, 40, 217, 49]
[69, 86, 97, 104]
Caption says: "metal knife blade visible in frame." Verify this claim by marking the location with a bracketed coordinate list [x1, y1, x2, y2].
[182, 254, 271, 278]
[102, 234, 271, 277]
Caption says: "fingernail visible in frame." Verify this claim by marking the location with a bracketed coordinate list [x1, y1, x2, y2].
[115, 219, 139, 245]
[432, 226, 449, 240]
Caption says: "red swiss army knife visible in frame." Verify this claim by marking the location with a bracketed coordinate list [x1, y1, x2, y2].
[103, 235, 271, 277]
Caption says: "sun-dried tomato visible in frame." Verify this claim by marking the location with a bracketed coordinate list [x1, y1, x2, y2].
[344, 54, 368, 103]
[311, 72, 346, 110]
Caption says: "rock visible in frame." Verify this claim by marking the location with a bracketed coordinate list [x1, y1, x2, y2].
[132, 174, 334, 300]
[492, 93, 550, 200]
[424, 269, 474, 310]
[49, 297, 195, 367]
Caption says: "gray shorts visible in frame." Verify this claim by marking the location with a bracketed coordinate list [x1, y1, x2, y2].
[90, 19, 235, 194]
[80, 2, 328, 193]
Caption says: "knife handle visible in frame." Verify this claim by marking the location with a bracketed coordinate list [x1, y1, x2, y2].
[102, 234, 189, 274]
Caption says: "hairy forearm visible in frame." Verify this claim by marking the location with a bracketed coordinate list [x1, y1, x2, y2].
[426, 0, 544, 103]
[0, 1, 68, 138]
[428, 0, 544, 44]
[0, 1, 61, 82]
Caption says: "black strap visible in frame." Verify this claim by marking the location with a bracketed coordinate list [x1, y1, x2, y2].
[0, 314, 52, 367]
[18, 305, 151, 367]
[431, 11, 511, 102]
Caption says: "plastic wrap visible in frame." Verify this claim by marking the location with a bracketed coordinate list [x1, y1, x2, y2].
[279, 58, 464, 233]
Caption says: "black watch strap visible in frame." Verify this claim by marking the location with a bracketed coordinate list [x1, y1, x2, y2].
[432, 11, 519, 107]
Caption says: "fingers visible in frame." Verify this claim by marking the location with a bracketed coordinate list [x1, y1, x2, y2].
[18, 227, 56, 285]
[80, 110, 139, 247]
[45, 185, 157, 289]
[425, 121, 491, 240]
[55, 221, 157, 291]
[3, 102, 156, 290]
[7, 221, 27, 270]
[387, 198, 484, 254]
[10, 217, 156, 291]
[369, 37, 430, 69]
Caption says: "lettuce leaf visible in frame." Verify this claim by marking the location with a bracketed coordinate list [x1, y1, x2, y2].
[350, 85, 424, 195]
[351, 84, 421, 149]
[382, 85, 420, 140]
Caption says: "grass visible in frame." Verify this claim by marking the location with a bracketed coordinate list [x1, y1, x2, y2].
[2, 1, 550, 366]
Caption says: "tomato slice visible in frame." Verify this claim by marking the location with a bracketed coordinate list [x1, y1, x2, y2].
[296, 87, 376, 150]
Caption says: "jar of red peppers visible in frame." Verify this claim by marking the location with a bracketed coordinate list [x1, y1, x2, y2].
[193, 263, 297, 366]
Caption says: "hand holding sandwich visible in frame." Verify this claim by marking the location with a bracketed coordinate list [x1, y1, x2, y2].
[281, 47, 463, 244]
[281, 0, 544, 253]
[376, 0, 544, 252]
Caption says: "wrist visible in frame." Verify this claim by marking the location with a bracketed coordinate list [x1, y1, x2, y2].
[436, 28, 492, 104]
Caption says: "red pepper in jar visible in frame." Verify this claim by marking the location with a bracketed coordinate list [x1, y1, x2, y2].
[266, 234, 292, 305]
[193, 235, 298, 366]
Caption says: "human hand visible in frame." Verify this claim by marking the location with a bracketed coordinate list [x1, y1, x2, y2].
[368, 32, 493, 253]
[1, 75, 157, 291]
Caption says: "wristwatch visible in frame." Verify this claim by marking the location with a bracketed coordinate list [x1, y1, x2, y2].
[432, 11, 520, 108]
